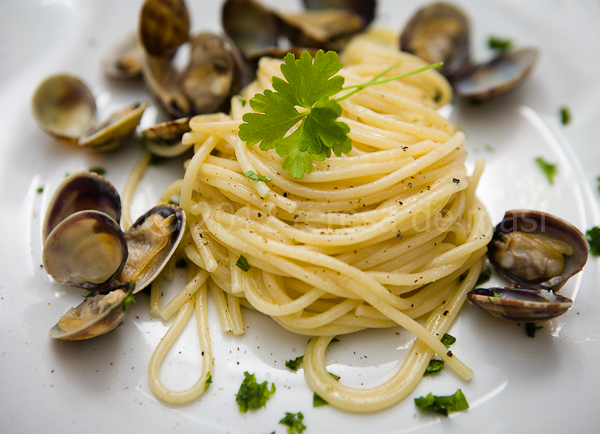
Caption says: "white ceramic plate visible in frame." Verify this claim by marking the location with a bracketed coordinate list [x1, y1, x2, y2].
[1, 1, 600, 433]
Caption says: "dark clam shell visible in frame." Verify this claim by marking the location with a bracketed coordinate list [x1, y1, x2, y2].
[42, 171, 121, 242]
[43, 210, 128, 291]
[488, 210, 589, 291]
[467, 287, 573, 323]
[452, 48, 539, 102]
[400, 2, 470, 80]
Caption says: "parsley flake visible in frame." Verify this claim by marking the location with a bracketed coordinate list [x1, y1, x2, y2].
[525, 322, 543, 338]
[423, 359, 445, 377]
[313, 393, 328, 407]
[88, 166, 106, 176]
[235, 371, 276, 413]
[36, 186, 44, 194]
[239, 50, 442, 179]
[488, 36, 513, 51]
[476, 268, 491, 286]
[586, 226, 600, 256]
[285, 355, 304, 371]
[560, 106, 571, 125]
[243, 171, 272, 183]
[535, 157, 558, 185]
[236, 255, 251, 272]
[329, 372, 340, 381]
[204, 371, 212, 391]
[414, 389, 469, 416]
[441, 333, 456, 348]
[279, 412, 306, 434]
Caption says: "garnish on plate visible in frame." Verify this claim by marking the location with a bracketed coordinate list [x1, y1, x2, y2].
[414, 389, 469, 416]
[235, 371, 276, 413]
[238, 50, 441, 179]
[535, 157, 558, 185]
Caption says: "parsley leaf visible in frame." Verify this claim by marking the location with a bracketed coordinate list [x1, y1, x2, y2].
[243, 171, 272, 183]
[235, 372, 276, 413]
[285, 355, 304, 371]
[236, 255, 251, 272]
[586, 226, 600, 256]
[414, 389, 469, 416]
[525, 322, 543, 338]
[204, 372, 212, 391]
[423, 359, 445, 377]
[488, 36, 513, 51]
[279, 412, 306, 434]
[239, 50, 442, 179]
[535, 157, 558, 185]
[441, 333, 456, 348]
[313, 393, 328, 407]
[36, 186, 44, 193]
[329, 372, 340, 381]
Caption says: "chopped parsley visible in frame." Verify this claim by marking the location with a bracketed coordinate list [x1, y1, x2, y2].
[535, 157, 558, 185]
[168, 199, 180, 206]
[597, 176, 600, 194]
[560, 106, 571, 125]
[488, 36, 513, 51]
[204, 372, 212, 391]
[331, 336, 340, 342]
[36, 186, 44, 194]
[525, 322, 543, 338]
[88, 166, 106, 176]
[235, 371, 276, 412]
[586, 226, 600, 256]
[123, 284, 136, 311]
[243, 171, 272, 183]
[235, 255, 251, 272]
[329, 372, 340, 381]
[279, 412, 306, 434]
[414, 389, 469, 416]
[475, 268, 491, 286]
[313, 393, 328, 407]
[483, 144, 495, 152]
[423, 359, 445, 377]
[285, 355, 304, 371]
[238, 50, 441, 179]
[440, 333, 456, 348]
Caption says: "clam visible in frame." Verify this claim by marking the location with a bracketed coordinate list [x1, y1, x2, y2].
[452, 48, 540, 102]
[302, 0, 376, 27]
[42, 171, 121, 242]
[31, 74, 96, 145]
[43, 210, 128, 291]
[466, 288, 573, 323]
[488, 210, 588, 291]
[467, 210, 588, 325]
[140, 116, 193, 157]
[222, 0, 279, 60]
[31, 74, 146, 152]
[400, 2, 470, 80]
[101, 32, 143, 79]
[49, 282, 134, 341]
[42, 171, 187, 339]
[139, 0, 247, 117]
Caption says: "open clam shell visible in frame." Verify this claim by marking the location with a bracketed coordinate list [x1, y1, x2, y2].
[400, 2, 471, 80]
[139, 0, 190, 57]
[78, 102, 147, 152]
[32, 74, 97, 145]
[488, 210, 589, 291]
[42, 171, 121, 242]
[120, 204, 186, 293]
[43, 210, 128, 291]
[452, 48, 540, 102]
[101, 32, 143, 79]
[49, 281, 133, 341]
[467, 287, 573, 323]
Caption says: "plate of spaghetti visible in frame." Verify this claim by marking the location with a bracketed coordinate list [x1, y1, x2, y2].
[1, 1, 599, 433]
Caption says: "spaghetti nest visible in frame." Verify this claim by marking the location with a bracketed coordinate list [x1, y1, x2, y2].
[148, 34, 493, 411]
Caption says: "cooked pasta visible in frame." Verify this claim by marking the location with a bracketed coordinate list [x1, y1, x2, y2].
[143, 33, 493, 410]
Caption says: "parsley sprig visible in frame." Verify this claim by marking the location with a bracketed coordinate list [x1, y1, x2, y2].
[239, 50, 441, 179]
